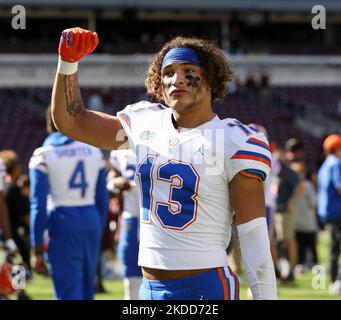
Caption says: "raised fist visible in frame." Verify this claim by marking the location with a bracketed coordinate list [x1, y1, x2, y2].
[58, 27, 99, 63]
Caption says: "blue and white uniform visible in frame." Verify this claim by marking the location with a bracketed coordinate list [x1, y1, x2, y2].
[110, 149, 142, 299]
[318, 154, 341, 222]
[117, 101, 272, 300]
[29, 132, 108, 300]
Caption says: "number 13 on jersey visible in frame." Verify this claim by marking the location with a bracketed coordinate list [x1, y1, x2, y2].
[136, 154, 200, 231]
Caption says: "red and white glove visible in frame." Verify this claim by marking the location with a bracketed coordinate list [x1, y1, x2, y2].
[57, 27, 99, 75]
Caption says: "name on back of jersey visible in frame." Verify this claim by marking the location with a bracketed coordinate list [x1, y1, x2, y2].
[55, 146, 93, 158]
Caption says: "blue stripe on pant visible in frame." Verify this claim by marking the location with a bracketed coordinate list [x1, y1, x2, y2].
[48, 229, 101, 300]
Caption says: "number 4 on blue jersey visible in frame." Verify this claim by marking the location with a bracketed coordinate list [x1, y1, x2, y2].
[69, 160, 88, 198]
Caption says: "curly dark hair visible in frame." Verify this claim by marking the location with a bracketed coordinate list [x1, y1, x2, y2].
[145, 36, 234, 103]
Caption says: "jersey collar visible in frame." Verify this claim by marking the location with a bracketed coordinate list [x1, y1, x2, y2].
[43, 132, 74, 147]
[165, 108, 220, 136]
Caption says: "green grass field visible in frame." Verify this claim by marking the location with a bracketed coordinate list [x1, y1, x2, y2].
[5, 230, 341, 300]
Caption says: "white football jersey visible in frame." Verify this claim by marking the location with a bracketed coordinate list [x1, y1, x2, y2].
[29, 140, 105, 208]
[117, 101, 272, 270]
[110, 149, 140, 218]
[0, 159, 6, 192]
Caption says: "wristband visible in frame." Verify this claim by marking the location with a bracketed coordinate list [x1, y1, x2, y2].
[57, 56, 79, 75]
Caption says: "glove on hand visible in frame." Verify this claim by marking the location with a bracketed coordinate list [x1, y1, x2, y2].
[58, 27, 99, 63]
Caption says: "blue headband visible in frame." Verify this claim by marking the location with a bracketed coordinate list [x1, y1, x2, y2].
[161, 47, 201, 70]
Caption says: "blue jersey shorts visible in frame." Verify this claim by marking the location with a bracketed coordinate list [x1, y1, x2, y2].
[139, 266, 240, 300]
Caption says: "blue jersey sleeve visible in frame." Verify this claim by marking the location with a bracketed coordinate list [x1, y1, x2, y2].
[95, 167, 109, 230]
[332, 162, 341, 190]
[29, 168, 49, 248]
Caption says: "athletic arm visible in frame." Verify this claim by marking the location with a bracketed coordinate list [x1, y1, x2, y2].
[29, 168, 49, 249]
[230, 173, 266, 225]
[51, 28, 126, 151]
[229, 173, 277, 300]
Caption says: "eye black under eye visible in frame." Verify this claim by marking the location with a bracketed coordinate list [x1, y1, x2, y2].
[163, 71, 174, 77]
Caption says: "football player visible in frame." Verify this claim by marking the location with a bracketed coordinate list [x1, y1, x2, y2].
[29, 107, 108, 300]
[318, 134, 341, 294]
[51, 27, 276, 300]
[108, 149, 142, 300]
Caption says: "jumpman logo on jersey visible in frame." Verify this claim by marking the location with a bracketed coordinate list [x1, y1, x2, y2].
[191, 145, 205, 164]
[140, 130, 156, 142]
[198, 145, 204, 156]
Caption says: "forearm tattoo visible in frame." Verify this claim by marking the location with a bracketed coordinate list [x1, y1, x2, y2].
[63, 75, 83, 117]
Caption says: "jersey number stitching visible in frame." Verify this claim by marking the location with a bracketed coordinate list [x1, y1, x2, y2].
[137, 154, 200, 230]
[69, 160, 88, 198]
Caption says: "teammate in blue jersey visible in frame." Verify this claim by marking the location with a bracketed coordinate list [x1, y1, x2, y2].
[29, 108, 109, 300]
[108, 149, 142, 300]
[51, 28, 277, 300]
[317, 134, 341, 294]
